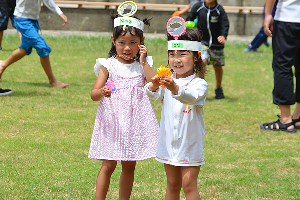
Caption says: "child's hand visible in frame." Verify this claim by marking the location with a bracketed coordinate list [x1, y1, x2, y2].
[148, 75, 161, 92]
[102, 86, 112, 98]
[152, 75, 161, 88]
[217, 36, 226, 44]
[138, 45, 148, 64]
[60, 14, 68, 26]
[159, 76, 179, 95]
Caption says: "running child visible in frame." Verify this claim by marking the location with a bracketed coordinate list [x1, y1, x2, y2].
[88, 2, 159, 199]
[145, 26, 208, 200]
[186, 0, 229, 99]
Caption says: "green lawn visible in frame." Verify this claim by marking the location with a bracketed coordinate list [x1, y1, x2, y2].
[0, 34, 299, 199]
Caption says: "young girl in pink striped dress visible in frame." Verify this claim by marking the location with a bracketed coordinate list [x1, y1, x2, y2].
[88, 13, 159, 199]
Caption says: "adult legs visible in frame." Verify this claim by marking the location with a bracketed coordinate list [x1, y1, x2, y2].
[293, 44, 300, 127]
[119, 161, 136, 200]
[164, 164, 182, 200]
[262, 21, 300, 131]
[96, 160, 117, 200]
[182, 166, 201, 200]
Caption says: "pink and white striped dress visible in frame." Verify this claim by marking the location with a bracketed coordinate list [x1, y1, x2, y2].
[88, 58, 159, 161]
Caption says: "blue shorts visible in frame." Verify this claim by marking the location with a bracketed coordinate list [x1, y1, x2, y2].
[14, 17, 51, 57]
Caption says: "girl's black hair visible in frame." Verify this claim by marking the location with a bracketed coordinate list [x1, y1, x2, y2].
[108, 14, 152, 60]
[167, 28, 206, 76]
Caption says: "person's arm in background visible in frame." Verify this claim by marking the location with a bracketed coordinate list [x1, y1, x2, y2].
[218, 6, 229, 44]
[186, 2, 201, 22]
[263, 0, 276, 37]
[43, 0, 67, 26]
[178, 4, 190, 16]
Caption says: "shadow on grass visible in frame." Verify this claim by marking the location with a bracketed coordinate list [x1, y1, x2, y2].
[26, 82, 53, 87]
[206, 96, 238, 102]
[8, 90, 52, 97]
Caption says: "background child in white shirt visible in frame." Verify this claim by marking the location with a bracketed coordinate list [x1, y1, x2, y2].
[145, 28, 207, 200]
[0, 0, 69, 88]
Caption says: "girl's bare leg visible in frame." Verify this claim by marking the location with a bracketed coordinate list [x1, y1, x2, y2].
[164, 164, 182, 200]
[96, 160, 117, 200]
[119, 161, 136, 200]
[40, 55, 69, 88]
[182, 166, 201, 200]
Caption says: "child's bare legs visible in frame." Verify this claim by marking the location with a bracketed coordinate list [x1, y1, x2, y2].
[213, 65, 223, 89]
[164, 164, 182, 200]
[96, 160, 117, 200]
[119, 161, 136, 200]
[40, 55, 69, 88]
[165, 164, 201, 200]
[0, 48, 27, 80]
[0, 31, 3, 48]
[17, 31, 22, 42]
[96, 160, 136, 200]
[182, 166, 201, 200]
[0, 48, 69, 88]
[0, 31, 21, 48]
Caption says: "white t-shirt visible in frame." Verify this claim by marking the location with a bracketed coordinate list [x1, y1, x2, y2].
[14, 0, 63, 20]
[274, 0, 300, 23]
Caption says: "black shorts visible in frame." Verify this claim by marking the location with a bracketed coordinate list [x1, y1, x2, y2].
[272, 20, 300, 105]
[0, 7, 15, 31]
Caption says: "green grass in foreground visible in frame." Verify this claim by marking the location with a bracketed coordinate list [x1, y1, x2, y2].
[0, 34, 299, 199]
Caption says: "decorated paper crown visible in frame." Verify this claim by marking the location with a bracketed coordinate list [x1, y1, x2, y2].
[167, 16, 202, 52]
[114, 1, 144, 31]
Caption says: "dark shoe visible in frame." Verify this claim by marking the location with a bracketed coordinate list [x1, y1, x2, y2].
[292, 116, 300, 129]
[0, 88, 13, 96]
[215, 87, 224, 99]
[260, 115, 296, 133]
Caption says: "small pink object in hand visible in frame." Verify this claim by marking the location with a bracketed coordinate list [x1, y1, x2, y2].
[105, 80, 116, 97]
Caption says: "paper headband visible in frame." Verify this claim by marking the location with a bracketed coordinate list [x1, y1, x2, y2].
[168, 40, 202, 51]
[114, 1, 144, 31]
[114, 17, 144, 31]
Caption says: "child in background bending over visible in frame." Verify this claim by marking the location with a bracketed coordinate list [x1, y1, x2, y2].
[186, 0, 229, 99]
[145, 28, 207, 200]
[88, 4, 159, 199]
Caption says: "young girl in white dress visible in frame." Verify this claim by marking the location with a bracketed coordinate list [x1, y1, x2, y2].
[145, 28, 207, 200]
[88, 6, 159, 199]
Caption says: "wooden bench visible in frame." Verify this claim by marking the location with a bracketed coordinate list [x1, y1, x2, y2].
[53, 1, 263, 14]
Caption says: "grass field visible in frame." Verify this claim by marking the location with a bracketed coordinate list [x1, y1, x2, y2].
[0, 34, 299, 199]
